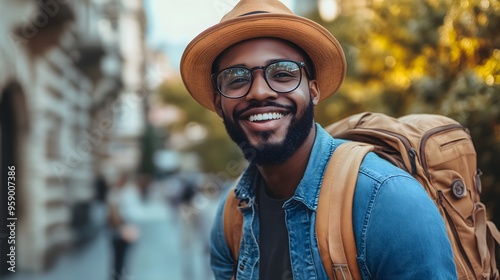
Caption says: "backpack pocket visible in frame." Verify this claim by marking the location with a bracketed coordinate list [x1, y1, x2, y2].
[422, 126, 482, 278]
[438, 191, 480, 279]
[420, 126, 477, 220]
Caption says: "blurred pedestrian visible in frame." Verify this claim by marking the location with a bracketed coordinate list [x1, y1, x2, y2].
[107, 172, 140, 280]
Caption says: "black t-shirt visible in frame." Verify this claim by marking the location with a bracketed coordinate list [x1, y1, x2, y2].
[258, 179, 293, 280]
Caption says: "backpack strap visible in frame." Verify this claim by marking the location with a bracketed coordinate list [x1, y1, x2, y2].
[486, 221, 500, 279]
[222, 142, 372, 280]
[223, 179, 243, 279]
[317, 141, 373, 280]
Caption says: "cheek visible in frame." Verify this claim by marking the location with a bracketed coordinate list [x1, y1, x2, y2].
[295, 87, 313, 107]
[215, 93, 242, 120]
[219, 99, 239, 120]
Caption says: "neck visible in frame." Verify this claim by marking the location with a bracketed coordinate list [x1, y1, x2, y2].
[256, 124, 316, 199]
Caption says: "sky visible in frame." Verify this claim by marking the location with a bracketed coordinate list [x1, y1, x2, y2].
[144, 0, 295, 70]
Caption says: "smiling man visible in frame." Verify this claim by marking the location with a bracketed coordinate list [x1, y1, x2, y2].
[180, 0, 456, 279]
[215, 39, 317, 170]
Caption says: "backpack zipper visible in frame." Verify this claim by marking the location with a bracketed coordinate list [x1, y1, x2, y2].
[371, 129, 417, 174]
[419, 124, 466, 179]
[437, 191, 477, 279]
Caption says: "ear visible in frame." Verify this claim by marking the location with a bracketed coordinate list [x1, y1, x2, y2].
[309, 80, 320, 105]
[213, 92, 224, 118]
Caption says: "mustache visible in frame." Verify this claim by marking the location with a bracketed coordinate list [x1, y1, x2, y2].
[233, 101, 297, 119]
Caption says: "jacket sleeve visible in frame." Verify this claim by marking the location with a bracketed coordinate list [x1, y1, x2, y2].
[354, 172, 457, 279]
[210, 187, 235, 280]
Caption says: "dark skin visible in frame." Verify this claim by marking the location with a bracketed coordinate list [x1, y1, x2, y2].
[213, 38, 320, 199]
[254, 133, 315, 198]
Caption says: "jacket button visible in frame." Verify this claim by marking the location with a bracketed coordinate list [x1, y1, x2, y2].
[451, 179, 466, 199]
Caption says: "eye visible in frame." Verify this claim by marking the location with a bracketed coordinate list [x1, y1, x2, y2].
[227, 77, 251, 88]
[268, 69, 299, 82]
[218, 68, 251, 90]
[272, 71, 295, 79]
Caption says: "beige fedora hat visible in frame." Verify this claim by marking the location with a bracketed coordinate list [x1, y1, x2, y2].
[180, 0, 346, 111]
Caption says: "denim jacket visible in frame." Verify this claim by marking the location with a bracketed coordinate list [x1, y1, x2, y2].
[210, 124, 457, 280]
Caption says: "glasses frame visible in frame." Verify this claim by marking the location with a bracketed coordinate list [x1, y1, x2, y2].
[212, 59, 308, 99]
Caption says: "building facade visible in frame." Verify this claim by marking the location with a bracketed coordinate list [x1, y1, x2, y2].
[0, 0, 146, 273]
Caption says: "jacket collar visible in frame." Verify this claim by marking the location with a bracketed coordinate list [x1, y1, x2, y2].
[234, 123, 336, 211]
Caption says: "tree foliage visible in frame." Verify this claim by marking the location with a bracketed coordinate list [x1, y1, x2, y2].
[312, 0, 500, 223]
[156, 80, 244, 174]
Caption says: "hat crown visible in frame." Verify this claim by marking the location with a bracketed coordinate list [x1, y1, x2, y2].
[180, 0, 346, 112]
[221, 0, 293, 22]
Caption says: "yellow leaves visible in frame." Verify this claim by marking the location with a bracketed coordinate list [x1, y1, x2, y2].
[460, 0, 470, 9]
[388, 4, 402, 16]
[439, 18, 456, 46]
[459, 37, 479, 57]
[384, 56, 396, 68]
[411, 49, 435, 79]
[365, 41, 435, 91]
[324, 0, 499, 108]
[449, 45, 462, 65]
[477, 12, 489, 26]
[370, 34, 390, 53]
[485, 75, 495, 86]
[338, 79, 384, 103]
[385, 69, 412, 90]
[474, 50, 500, 86]
[478, 0, 490, 10]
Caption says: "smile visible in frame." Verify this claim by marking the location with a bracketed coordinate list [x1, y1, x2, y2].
[248, 112, 284, 122]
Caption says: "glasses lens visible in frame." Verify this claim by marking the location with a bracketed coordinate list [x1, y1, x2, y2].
[265, 61, 301, 93]
[217, 68, 252, 98]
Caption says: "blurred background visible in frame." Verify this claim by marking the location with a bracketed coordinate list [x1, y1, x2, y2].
[0, 0, 498, 279]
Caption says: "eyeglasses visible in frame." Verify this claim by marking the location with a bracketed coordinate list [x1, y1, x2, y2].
[212, 60, 308, 99]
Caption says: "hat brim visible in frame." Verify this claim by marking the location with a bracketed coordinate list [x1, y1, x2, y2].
[180, 13, 346, 112]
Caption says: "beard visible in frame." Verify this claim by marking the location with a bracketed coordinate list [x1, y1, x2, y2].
[222, 98, 315, 165]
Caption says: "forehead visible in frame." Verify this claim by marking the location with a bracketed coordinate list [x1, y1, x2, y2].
[216, 38, 306, 68]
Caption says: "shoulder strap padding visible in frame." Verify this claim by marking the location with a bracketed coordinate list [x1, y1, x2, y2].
[223, 187, 242, 261]
[317, 141, 373, 280]
[223, 142, 374, 280]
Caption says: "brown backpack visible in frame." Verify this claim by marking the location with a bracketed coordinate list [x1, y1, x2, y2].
[223, 112, 500, 279]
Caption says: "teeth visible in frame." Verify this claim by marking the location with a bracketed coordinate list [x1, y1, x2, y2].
[248, 112, 284, 122]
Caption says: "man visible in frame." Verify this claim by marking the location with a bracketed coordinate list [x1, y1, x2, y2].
[180, 0, 457, 279]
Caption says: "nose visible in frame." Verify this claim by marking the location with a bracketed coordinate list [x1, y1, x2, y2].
[245, 70, 278, 101]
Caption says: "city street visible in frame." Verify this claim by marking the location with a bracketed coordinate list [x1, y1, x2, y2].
[4, 184, 218, 280]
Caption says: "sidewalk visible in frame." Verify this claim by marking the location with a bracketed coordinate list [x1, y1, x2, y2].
[3, 231, 111, 280]
[3, 185, 217, 280]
